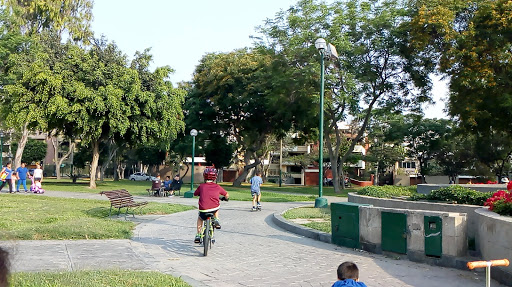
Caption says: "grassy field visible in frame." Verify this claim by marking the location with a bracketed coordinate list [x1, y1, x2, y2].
[0, 195, 194, 240]
[283, 206, 331, 233]
[10, 270, 191, 287]
[36, 178, 352, 201]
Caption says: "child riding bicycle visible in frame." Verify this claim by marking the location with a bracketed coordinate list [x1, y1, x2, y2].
[194, 166, 229, 243]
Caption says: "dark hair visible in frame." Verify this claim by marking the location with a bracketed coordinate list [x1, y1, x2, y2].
[256, 171, 262, 176]
[166, 176, 170, 179]
[337, 261, 359, 280]
[0, 247, 9, 287]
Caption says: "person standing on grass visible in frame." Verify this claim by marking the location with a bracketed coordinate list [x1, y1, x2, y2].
[16, 162, 30, 193]
[0, 162, 14, 193]
[33, 163, 43, 183]
[250, 171, 263, 211]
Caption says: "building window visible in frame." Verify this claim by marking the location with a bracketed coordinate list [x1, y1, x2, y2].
[400, 161, 416, 169]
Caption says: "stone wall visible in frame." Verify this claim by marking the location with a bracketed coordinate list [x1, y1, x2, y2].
[349, 193, 482, 252]
[358, 206, 467, 267]
[475, 208, 512, 286]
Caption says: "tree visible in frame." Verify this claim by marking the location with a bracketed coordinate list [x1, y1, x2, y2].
[188, 49, 316, 186]
[48, 40, 185, 188]
[257, 0, 433, 192]
[204, 135, 235, 170]
[0, 0, 93, 169]
[409, 0, 512, 141]
[12, 139, 47, 164]
[385, 115, 453, 183]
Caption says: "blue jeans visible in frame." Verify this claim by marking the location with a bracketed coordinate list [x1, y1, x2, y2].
[17, 179, 27, 192]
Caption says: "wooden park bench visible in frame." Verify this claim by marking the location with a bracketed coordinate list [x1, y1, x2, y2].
[100, 189, 148, 218]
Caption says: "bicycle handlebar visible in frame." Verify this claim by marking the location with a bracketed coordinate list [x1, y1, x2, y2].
[467, 259, 509, 270]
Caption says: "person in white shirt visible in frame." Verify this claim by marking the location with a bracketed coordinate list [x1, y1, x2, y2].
[33, 163, 43, 183]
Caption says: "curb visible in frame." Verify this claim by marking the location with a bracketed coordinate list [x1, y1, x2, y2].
[272, 207, 331, 244]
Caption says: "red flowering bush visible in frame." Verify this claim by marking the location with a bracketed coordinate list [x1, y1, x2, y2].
[484, 190, 512, 216]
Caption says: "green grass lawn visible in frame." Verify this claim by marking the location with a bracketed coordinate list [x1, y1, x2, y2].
[219, 182, 356, 197]
[10, 270, 191, 287]
[283, 206, 331, 233]
[39, 179, 341, 201]
[0, 195, 194, 240]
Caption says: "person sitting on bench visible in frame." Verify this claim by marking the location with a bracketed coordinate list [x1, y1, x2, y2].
[169, 174, 183, 196]
[151, 173, 162, 196]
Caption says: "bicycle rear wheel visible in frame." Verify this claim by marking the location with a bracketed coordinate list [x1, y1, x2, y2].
[203, 218, 210, 256]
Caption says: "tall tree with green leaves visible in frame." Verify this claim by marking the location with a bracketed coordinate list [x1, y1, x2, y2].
[188, 49, 316, 186]
[0, 0, 93, 169]
[408, 0, 512, 140]
[48, 39, 185, 188]
[257, 0, 433, 192]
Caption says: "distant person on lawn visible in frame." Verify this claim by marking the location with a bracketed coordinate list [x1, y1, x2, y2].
[33, 163, 43, 183]
[0, 162, 14, 193]
[169, 174, 183, 196]
[16, 162, 30, 193]
[151, 173, 162, 196]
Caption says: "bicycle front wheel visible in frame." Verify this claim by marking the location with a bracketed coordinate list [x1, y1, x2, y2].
[203, 218, 210, 256]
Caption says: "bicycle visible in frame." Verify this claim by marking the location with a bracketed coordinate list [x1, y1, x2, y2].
[200, 212, 215, 256]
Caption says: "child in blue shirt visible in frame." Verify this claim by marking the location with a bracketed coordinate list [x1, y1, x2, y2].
[0, 162, 14, 193]
[332, 262, 367, 287]
[250, 171, 263, 210]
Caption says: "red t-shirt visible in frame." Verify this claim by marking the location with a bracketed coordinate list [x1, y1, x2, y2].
[194, 182, 227, 211]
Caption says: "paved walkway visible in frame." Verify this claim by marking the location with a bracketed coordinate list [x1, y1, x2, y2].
[1, 191, 505, 287]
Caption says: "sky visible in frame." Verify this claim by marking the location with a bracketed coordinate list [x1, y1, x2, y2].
[91, 0, 448, 119]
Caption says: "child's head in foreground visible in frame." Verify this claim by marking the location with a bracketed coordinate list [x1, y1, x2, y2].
[337, 261, 359, 281]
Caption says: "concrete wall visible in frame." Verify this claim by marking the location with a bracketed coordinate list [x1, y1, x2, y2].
[475, 208, 512, 286]
[358, 206, 467, 261]
[349, 193, 481, 252]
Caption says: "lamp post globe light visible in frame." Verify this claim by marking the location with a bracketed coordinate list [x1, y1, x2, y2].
[184, 129, 198, 198]
[314, 38, 336, 209]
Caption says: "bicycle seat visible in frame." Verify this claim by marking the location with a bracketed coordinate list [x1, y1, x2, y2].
[204, 213, 214, 218]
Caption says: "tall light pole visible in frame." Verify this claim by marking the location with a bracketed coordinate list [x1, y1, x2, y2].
[184, 129, 198, 198]
[314, 38, 338, 208]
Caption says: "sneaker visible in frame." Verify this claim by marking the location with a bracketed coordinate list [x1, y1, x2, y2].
[252, 206, 256, 211]
[213, 218, 221, 229]
[194, 234, 201, 243]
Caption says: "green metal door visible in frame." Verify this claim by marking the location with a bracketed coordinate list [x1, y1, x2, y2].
[331, 202, 363, 248]
[381, 212, 407, 254]
[424, 216, 442, 257]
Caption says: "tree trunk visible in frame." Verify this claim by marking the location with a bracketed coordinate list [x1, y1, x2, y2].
[57, 141, 75, 180]
[14, 122, 29, 168]
[50, 136, 60, 179]
[89, 140, 100, 189]
[233, 150, 260, 186]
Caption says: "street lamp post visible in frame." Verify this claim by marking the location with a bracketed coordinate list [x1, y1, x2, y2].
[184, 129, 198, 198]
[314, 38, 337, 208]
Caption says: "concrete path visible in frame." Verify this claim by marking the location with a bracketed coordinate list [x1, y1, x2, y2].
[1, 191, 505, 287]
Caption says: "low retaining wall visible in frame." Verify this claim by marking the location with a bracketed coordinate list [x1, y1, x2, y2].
[475, 208, 512, 286]
[272, 208, 331, 244]
[358, 206, 468, 268]
[417, 184, 506, 195]
[349, 193, 481, 252]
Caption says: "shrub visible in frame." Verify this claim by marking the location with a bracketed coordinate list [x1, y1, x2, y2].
[485, 190, 512, 216]
[357, 185, 417, 198]
[415, 185, 492, 206]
